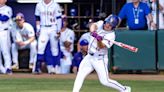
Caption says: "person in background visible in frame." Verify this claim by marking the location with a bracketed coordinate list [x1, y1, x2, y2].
[60, 15, 75, 74]
[151, 0, 164, 29]
[34, 0, 62, 73]
[77, 19, 93, 52]
[118, 0, 156, 30]
[72, 39, 89, 74]
[11, 13, 37, 71]
[0, 0, 13, 74]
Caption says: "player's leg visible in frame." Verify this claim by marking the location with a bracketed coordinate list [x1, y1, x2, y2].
[93, 55, 127, 92]
[49, 30, 59, 56]
[72, 55, 94, 92]
[34, 28, 49, 73]
[60, 50, 72, 74]
[29, 40, 37, 69]
[11, 43, 19, 69]
[0, 50, 6, 74]
[0, 31, 12, 74]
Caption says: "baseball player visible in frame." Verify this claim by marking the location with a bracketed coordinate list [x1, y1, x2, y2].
[11, 13, 37, 71]
[72, 15, 131, 92]
[60, 16, 75, 74]
[34, 0, 62, 73]
[0, 0, 13, 74]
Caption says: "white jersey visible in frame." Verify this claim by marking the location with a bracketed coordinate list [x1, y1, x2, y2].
[35, 0, 62, 27]
[60, 28, 75, 52]
[0, 5, 13, 31]
[88, 20, 115, 55]
[12, 22, 35, 42]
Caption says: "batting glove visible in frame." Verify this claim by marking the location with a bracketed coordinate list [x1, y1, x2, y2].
[96, 35, 103, 41]
[91, 31, 98, 37]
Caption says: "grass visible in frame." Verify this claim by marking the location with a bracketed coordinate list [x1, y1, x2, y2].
[0, 78, 164, 92]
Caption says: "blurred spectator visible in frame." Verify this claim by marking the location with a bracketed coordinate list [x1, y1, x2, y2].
[11, 13, 37, 71]
[118, 0, 156, 30]
[0, 0, 13, 74]
[151, 0, 164, 29]
[60, 16, 75, 74]
[72, 39, 89, 74]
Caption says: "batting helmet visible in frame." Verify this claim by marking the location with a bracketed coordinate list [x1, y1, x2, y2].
[104, 14, 119, 29]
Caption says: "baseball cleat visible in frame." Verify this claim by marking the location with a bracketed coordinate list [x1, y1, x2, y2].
[32, 69, 41, 74]
[124, 86, 131, 92]
[11, 63, 19, 69]
[29, 63, 33, 69]
[6, 68, 13, 75]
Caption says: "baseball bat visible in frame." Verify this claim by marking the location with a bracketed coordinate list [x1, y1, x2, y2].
[104, 39, 138, 53]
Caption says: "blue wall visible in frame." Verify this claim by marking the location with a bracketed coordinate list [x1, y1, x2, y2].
[7, 2, 36, 28]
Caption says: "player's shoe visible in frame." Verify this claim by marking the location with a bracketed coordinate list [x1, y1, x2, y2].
[32, 69, 41, 74]
[124, 86, 131, 92]
[29, 63, 33, 69]
[47, 65, 56, 74]
[11, 63, 19, 69]
[6, 68, 13, 75]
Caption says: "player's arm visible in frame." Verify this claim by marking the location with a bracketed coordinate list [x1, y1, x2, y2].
[89, 23, 98, 32]
[56, 4, 62, 32]
[19, 36, 35, 46]
[35, 16, 40, 32]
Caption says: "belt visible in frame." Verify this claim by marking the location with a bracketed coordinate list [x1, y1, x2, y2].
[89, 52, 104, 56]
[41, 25, 52, 27]
[4, 28, 8, 30]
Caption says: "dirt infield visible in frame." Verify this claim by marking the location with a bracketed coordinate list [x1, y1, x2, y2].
[0, 73, 164, 81]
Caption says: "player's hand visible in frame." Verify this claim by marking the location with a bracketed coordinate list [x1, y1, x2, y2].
[150, 22, 156, 30]
[72, 67, 78, 74]
[56, 32, 60, 38]
[96, 35, 103, 41]
[91, 31, 98, 37]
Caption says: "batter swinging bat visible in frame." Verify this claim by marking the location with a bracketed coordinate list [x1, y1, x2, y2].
[104, 39, 138, 53]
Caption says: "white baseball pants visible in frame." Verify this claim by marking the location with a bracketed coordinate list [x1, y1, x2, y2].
[11, 40, 37, 64]
[0, 31, 12, 70]
[72, 54, 126, 92]
[37, 26, 59, 56]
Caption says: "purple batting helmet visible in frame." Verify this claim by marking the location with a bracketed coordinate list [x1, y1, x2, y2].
[104, 14, 119, 29]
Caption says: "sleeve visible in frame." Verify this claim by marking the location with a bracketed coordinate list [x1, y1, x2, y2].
[0, 7, 12, 22]
[35, 3, 40, 16]
[118, 4, 127, 20]
[67, 30, 75, 43]
[144, 3, 151, 15]
[55, 3, 62, 31]
[95, 20, 104, 31]
[102, 32, 115, 48]
[27, 24, 35, 37]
